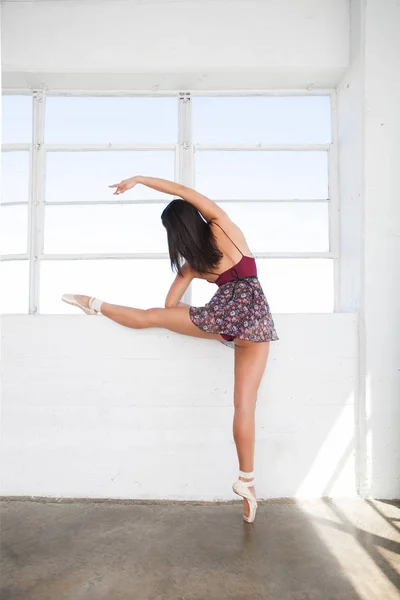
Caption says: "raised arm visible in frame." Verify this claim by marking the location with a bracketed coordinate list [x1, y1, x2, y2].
[109, 176, 226, 222]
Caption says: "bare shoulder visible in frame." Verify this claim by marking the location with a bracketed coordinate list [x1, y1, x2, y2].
[210, 213, 252, 256]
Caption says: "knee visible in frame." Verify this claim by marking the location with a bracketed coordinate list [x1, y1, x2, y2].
[234, 394, 257, 413]
[139, 307, 162, 328]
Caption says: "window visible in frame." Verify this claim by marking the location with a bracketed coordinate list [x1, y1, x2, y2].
[1, 92, 337, 314]
[191, 95, 335, 312]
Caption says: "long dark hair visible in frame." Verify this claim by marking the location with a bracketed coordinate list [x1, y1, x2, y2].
[161, 199, 223, 277]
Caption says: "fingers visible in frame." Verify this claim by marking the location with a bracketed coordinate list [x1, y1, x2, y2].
[109, 183, 125, 195]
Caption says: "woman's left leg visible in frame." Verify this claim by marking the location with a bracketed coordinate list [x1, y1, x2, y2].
[233, 339, 270, 519]
[72, 295, 223, 341]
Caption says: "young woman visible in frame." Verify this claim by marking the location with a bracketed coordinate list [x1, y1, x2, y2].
[62, 176, 278, 523]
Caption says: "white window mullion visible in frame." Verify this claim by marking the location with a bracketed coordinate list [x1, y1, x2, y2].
[29, 90, 46, 314]
[44, 199, 171, 207]
[42, 198, 328, 207]
[1, 201, 29, 207]
[328, 90, 340, 312]
[45, 144, 175, 152]
[39, 251, 334, 261]
[214, 198, 328, 204]
[194, 143, 330, 152]
[2, 144, 31, 152]
[1, 254, 29, 261]
[179, 92, 193, 305]
[178, 92, 193, 187]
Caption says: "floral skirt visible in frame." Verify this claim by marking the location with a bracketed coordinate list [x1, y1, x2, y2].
[189, 276, 279, 343]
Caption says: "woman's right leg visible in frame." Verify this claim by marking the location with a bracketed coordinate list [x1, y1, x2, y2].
[69, 295, 223, 341]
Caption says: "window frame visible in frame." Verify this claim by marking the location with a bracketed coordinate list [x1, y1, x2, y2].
[1, 89, 339, 314]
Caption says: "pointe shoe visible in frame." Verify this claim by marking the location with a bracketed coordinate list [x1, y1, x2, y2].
[62, 294, 102, 315]
[232, 470, 257, 523]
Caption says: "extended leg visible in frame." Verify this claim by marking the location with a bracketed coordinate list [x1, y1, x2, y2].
[69, 295, 224, 341]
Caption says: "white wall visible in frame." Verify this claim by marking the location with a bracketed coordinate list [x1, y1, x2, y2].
[337, 0, 400, 499]
[363, 0, 400, 499]
[1, 314, 357, 500]
[1, 0, 349, 90]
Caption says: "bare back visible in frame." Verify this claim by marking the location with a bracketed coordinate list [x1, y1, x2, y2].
[193, 216, 253, 282]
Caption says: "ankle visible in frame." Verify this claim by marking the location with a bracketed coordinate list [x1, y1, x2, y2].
[239, 469, 254, 478]
[89, 297, 103, 313]
[238, 469, 255, 484]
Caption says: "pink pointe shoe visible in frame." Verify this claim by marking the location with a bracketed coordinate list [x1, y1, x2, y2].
[232, 470, 258, 523]
[62, 294, 103, 315]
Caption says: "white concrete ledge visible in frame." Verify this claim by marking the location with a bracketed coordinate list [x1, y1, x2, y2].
[1, 313, 358, 500]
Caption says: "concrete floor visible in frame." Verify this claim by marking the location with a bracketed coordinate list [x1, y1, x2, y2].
[1, 498, 399, 600]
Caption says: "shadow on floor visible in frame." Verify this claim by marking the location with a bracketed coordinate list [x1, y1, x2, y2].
[324, 500, 400, 593]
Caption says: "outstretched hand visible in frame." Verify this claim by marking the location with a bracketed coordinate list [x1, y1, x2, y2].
[109, 176, 139, 196]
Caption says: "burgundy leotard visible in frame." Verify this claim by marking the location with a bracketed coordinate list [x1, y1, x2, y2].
[206, 222, 257, 341]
